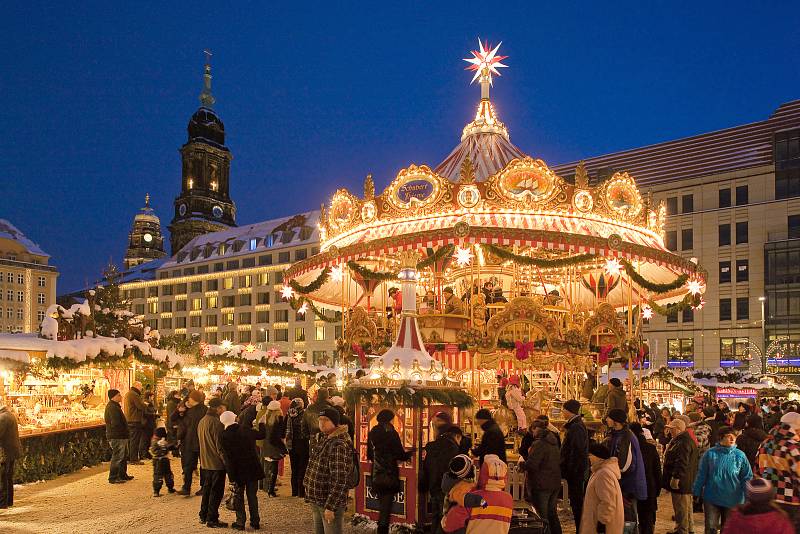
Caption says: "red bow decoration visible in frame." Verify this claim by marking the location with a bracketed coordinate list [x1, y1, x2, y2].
[597, 344, 615, 365]
[514, 341, 535, 361]
[425, 343, 436, 355]
[351, 343, 367, 368]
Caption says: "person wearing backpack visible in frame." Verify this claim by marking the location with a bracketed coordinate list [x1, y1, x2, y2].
[304, 407, 355, 534]
[367, 409, 416, 534]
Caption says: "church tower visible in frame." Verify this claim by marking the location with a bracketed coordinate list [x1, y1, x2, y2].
[168, 52, 236, 255]
[124, 194, 167, 269]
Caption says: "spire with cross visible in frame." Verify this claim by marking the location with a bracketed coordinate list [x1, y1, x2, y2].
[199, 49, 215, 108]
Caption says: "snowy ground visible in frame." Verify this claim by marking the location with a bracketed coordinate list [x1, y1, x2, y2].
[0, 458, 701, 534]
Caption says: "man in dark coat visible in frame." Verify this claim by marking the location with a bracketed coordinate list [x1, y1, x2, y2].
[284, 398, 309, 497]
[603, 408, 648, 527]
[631, 423, 662, 534]
[301, 388, 330, 443]
[471, 408, 506, 464]
[420, 424, 462, 533]
[560, 399, 589, 532]
[220, 410, 265, 530]
[605, 377, 628, 416]
[737, 414, 768, 470]
[174, 389, 207, 496]
[104, 389, 130, 485]
[286, 377, 309, 408]
[123, 381, 147, 464]
[523, 420, 562, 534]
[662, 418, 699, 534]
[0, 403, 23, 507]
[165, 390, 181, 457]
[223, 381, 242, 415]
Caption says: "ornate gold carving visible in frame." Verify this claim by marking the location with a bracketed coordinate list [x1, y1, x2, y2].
[575, 161, 589, 189]
[487, 157, 562, 208]
[345, 306, 378, 348]
[480, 297, 559, 354]
[459, 156, 476, 184]
[453, 221, 470, 238]
[364, 174, 375, 199]
[581, 302, 625, 348]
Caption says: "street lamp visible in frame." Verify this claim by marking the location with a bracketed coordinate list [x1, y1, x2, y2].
[759, 296, 767, 374]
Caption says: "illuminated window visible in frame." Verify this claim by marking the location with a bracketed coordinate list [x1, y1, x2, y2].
[38, 277, 45, 287]
[206, 296, 218, 309]
[240, 275, 252, 288]
[148, 302, 158, 314]
[223, 277, 234, 290]
[315, 325, 325, 341]
[250, 238, 258, 251]
[720, 337, 750, 367]
[192, 298, 202, 311]
[667, 338, 694, 367]
[222, 313, 234, 326]
[294, 328, 305, 342]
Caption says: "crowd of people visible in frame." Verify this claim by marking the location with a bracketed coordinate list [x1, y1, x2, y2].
[91, 375, 800, 534]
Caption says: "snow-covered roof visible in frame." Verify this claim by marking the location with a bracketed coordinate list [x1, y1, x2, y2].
[164, 210, 320, 268]
[0, 333, 183, 368]
[0, 219, 49, 258]
[203, 343, 333, 376]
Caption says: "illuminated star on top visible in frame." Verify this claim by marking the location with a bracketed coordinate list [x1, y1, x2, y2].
[454, 246, 473, 266]
[687, 279, 703, 296]
[463, 39, 508, 85]
[281, 285, 294, 300]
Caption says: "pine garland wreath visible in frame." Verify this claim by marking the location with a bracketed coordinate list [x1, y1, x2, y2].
[15, 425, 111, 483]
[647, 293, 702, 317]
[417, 244, 455, 270]
[201, 352, 318, 377]
[344, 385, 473, 408]
[621, 259, 688, 294]
[289, 267, 331, 295]
[346, 261, 399, 281]
[288, 296, 339, 323]
[480, 244, 597, 268]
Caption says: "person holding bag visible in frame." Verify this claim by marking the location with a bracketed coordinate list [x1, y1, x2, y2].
[367, 409, 415, 534]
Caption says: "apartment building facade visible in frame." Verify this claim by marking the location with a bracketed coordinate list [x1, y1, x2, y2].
[553, 99, 800, 373]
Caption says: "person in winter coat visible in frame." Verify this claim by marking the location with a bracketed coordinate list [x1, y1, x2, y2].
[472, 409, 506, 465]
[733, 403, 749, 432]
[285, 398, 309, 497]
[103, 390, 130, 485]
[368, 409, 415, 534]
[165, 390, 182, 457]
[522, 420, 562, 534]
[197, 397, 228, 528]
[722, 478, 795, 534]
[631, 423, 661, 534]
[330, 396, 355, 440]
[149, 427, 176, 496]
[689, 411, 712, 455]
[286, 378, 309, 409]
[260, 400, 287, 497]
[421, 424, 462, 534]
[124, 381, 147, 463]
[663, 418, 700, 534]
[174, 389, 207, 495]
[737, 415, 768, 471]
[223, 381, 242, 415]
[580, 443, 625, 534]
[756, 411, 800, 531]
[304, 407, 354, 534]
[605, 378, 628, 416]
[301, 388, 331, 442]
[441, 454, 481, 534]
[764, 406, 782, 432]
[220, 410, 266, 530]
[560, 399, 589, 532]
[505, 375, 526, 431]
[141, 391, 158, 460]
[694, 426, 753, 533]
[602, 408, 648, 526]
[463, 454, 513, 534]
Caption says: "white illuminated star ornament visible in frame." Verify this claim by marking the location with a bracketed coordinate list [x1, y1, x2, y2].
[298, 302, 309, 316]
[687, 279, 703, 296]
[641, 304, 654, 320]
[281, 285, 294, 300]
[463, 40, 508, 85]
[330, 265, 344, 283]
[454, 246, 473, 266]
[604, 258, 623, 277]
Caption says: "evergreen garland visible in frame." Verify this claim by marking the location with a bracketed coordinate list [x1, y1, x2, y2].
[621, 259, 689, 294]
[480, 244, 598, 268]
[201, 352, 319, 377]
[347, 261, 399, 281]
[288, 267, 331, 295]
[647, 293, 702, 317]
[15, 425, 111, 483]
[417, 244, 455, 270]
[344, 385, 473, 408]
[287, 296, 340, 323]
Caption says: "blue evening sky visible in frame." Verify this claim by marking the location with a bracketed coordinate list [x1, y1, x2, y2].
[2, 1, 799, 292]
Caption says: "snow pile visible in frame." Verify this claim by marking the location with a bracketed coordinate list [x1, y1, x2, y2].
[40, 316, 59, 340]
[0, 349, 31, 364]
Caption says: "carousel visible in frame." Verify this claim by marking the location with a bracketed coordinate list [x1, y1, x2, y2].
[285, 40, 707, 524]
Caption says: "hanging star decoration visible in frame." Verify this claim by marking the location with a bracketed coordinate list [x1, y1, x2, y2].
[604, 258, 623, 277]
[293, 351, 305, 362]
[641, 304, 654, 320]
[330, 265, 344, 283]
[686, 279, 703, 296]
[463, 39, 508, 85]
[220, 339, 233, 350]
[298, 302, 309, 316]
[244, 343, 256, 353]
[454, 246, 473, 266]
[267, 348, 279, 360]
[281, 285, 294, 300]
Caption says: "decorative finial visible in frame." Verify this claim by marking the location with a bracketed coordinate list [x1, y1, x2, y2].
[144, 193, 150, 207]
[575, 161, 589, 189]
[363, 174, 375, 199]
[199, 49, 216, 108]
[463, 39, 508, 101]
[459, 156, 476, 183]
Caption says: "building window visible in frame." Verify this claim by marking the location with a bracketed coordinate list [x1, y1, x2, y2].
[240, 275, 252, 288]
[176, 317, 187, 329]
[37, 276, 45, 287]
[257, 310, 269, 323]
[667, 309, 678, 323]
[134, 304, 145, 315]
[161, 318, 172, 329]
[257, 292, 270, 305]
[275, 271, 284, 284]
[735, 221, 748, 244]
[295, 327, 305, 342]
[719, 188, 731, 208]
[681, 194, 693, 213]
[175, 283, 187, 294]
[736, 297, 749, 320]
[239, 312, 251, 324]
[735, 185, 748, 206]
[5, 308, 11, 318]
[720, 298, 732, 321]
[667, 338, 694, 367]
[206, 279, 219, 291]
[720, 337, 750, 368]
[190, 316, 201, 328]
[17, 274, 24, 284]
[259, 254, 273, 266]
[249, 238, 258, 251]
[37, 293, 45, 304]
[206, 315, 218, 326]
[275, 329, 288, 342]
[160, 301, 172, 313]
[312, 351, 328, 366]
[16, 291, 23, 302]
[162, 285, 173, 296]
[777, 168, 800, 200]
[335, 325, 343, 339]
[315, 325, 325, 341]
[37, 310, 45, 323]
[206, 332, 218, 344]
[16, 309, 23, 320]
[666, 197, 678, 215]
[256, 328, 268, 342]
[295, 310, 306, 322]
[239, 330, 251, 343]
[258, 273, 270, 286]
[775, 129, 800, 199]
[5, 290, 11, 301]
[276, 310, 289, 322]
[223, 277, 234, 290]
[719, 224, 731, 246]
[206, 296, 218, 309]
[681, 229, 693, 251]
[191, 281, 202, 293]
[682, 308, 693, 323]
[222, 295, 235, 307]
[191, 298, 202, 311]
[736, 259, 749, 282]
[148, 302, 158, 314]
[5, 273, 11, 283]
[278, 252, 290, 264]
[222, 313, 234, 326]
[295, 249, 307, 261]
[176, 300, 187, 312]
[720, 262, 731, 283]
[666, 231, 678, 252]
[239, 294, 252, 306]
[789, 215, 800, 239]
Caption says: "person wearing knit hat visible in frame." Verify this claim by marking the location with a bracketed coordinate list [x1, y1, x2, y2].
[472, 408, 506, 465]
[318, 406, 341, 427]
[606, 408, 628, 426]
[693, 425, 752, 533]
[188, 389, 204, 405]
[175, 385, 208, 496]
[603, 406, 648, 528]
[721, 478, 795, 534]
[663, 413, 699, 534]
[104, 388, 130, 484]
[460, 454, 513, 533]
[561, 398, 589, 532]
[605, 377, 629, 418]
[149, 424, 176, 497]
[260, 399, 287, 497]
[285, 396, 308, 498]
[582, 441, 625, 534]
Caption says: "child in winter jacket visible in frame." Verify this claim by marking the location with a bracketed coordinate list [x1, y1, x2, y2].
[441, 454, 487, 534]
[505, 376, 526, 431]
[464, 454, 513, 534]
[149, 427, 176, 496]
[722, 478, 794, 534]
